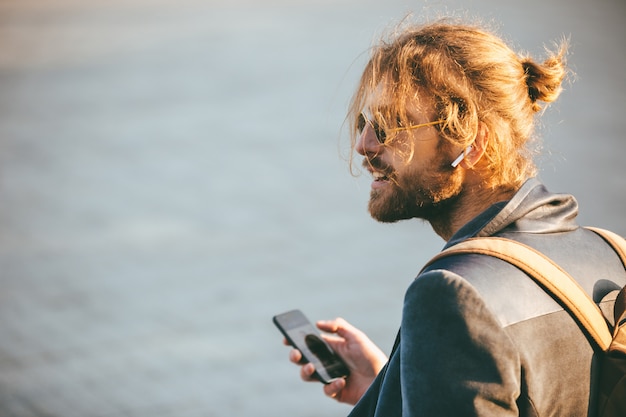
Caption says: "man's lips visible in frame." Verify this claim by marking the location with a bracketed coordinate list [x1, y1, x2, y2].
[363, 159, 393, 187]
[372, 171, 390, 181]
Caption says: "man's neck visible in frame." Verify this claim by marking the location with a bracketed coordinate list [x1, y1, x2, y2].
[428, 181, 517, 241]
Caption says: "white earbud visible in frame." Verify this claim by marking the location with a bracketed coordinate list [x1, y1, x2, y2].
[451, 146, 473, 168]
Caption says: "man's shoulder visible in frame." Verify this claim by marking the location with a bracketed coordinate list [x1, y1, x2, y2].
[416, 227, 626, 327]
[413, 251, 560, 328]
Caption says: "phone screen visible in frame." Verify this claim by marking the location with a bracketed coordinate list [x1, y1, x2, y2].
[273, 309, 350, 384]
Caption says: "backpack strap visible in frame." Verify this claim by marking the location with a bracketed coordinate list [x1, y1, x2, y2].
[422, 232, 614, 351]
[586, 227, 626, 354]
[587, 227, 626, 268]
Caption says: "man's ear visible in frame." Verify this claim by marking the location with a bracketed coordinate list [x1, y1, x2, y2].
[459, 122, 488, 169]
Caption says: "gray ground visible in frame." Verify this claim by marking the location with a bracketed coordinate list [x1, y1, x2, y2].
[0, 0, 624, 416]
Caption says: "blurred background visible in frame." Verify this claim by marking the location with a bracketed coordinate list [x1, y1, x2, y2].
[0, 0, 623, 416]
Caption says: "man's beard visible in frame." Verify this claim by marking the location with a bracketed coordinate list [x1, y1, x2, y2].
[366, 155, 464, 223]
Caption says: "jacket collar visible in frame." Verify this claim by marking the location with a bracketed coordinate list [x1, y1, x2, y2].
[444, 178, 579, 249]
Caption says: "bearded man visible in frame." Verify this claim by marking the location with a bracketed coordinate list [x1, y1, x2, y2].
[284, 20, 626, 417]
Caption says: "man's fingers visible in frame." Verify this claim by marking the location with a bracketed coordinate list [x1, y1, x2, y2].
[299, 363, 316, 382]
[289, 348, 308, 365]
[323, 378, 346, 401]
[288, 349, 316, 382]
[317, 317, 359, 339]
[316, 319, 341, 333]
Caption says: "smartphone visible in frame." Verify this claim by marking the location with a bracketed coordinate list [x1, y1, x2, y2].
[273, 309, 350, 384]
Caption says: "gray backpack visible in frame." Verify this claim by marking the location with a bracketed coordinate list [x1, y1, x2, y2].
[424, 227, 626, 417]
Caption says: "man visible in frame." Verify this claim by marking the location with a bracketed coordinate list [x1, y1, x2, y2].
[285, 20, 626, 416]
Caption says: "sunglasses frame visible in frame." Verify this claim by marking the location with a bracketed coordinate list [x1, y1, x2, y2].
[358, 112, 445, 144]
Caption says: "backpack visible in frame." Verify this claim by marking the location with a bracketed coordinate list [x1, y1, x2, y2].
[422, 227, 626, 417]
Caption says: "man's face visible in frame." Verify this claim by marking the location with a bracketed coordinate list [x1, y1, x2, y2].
[357, 98, 465, 223]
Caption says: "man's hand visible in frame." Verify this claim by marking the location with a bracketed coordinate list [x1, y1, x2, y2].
[286, 317, 388, 405]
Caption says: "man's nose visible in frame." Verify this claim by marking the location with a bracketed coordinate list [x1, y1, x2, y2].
[356, 125, 384, 156]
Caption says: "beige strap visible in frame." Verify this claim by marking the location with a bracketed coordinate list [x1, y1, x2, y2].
[586, 227, 626, 269]
[586, 227, 626, 353]
[425, 236, 613, 351]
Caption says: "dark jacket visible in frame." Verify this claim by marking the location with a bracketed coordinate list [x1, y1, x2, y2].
[348, 178, 626, 417]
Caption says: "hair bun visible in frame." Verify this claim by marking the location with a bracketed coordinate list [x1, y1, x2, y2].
[522, 60, 542, 103]
[520, 44, 568, 112]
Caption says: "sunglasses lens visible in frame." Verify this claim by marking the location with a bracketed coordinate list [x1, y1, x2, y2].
[374, 123, 386, 143]
[358, 113, 386, 143]
[357, 113, 366, 133]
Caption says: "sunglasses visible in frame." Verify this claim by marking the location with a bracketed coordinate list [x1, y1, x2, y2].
[357, 112, 445, 144]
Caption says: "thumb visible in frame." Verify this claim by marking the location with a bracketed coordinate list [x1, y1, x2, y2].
[317, 317, 361, 340]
